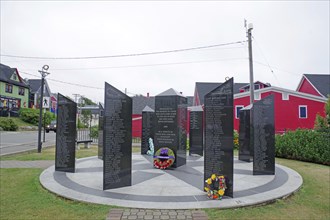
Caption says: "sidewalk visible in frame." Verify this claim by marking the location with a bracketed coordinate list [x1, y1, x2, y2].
[0, 159, 209, 220]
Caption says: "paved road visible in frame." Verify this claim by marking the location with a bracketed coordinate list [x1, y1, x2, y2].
[0, 131, 56, 156]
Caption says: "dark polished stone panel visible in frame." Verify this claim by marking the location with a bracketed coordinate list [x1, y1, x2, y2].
[189, 106, 203, 156]
[103, 82, 132, 190]
[98, 103, 104, 160]
[154, 89, 187, 168]
[204, 78, 234, 198]
[141, 106, 155, 155]
[238, 107, 252, 162]
[253, 94, 275, 175]
[55, 93, 77, 173]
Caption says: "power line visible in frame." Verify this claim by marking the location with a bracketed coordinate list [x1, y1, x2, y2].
[21, 57, 247, 71]
[0, 40, 247, 60]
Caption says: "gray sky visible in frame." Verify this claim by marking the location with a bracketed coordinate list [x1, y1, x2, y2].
[1, 1, 329, 103]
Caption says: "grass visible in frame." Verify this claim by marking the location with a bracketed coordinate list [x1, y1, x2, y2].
[1, 148, 329, 219]
[205, 158, 330, 220]
[0, 168, 111, 220]
[0, 144, 141, 161]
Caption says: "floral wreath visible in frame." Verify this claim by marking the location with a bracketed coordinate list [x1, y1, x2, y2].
[153, 147, 175, 169]
[204, 174, 227, 200]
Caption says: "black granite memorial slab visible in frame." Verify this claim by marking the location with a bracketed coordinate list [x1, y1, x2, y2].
[103, 82, 132, 190]
[141, 106, 155, 155]
[204, 78, 234, 198]
[98, 103, 104, 160]
[55, 93, 77, 173]
[238, 105, 253, 162]
[189, 106, 204, 156]
[253, 94, 275, 175]
[154, 88, 187, 168]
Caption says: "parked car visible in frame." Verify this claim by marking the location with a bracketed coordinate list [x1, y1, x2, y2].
[46, 120, 57, 133]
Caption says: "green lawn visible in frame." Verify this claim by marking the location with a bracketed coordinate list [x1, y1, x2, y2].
[0, 145, 141, 161]
[1, 149, 329, 220]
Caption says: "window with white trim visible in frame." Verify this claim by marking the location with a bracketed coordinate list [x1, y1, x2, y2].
[235, 105, 244, 119]
[299, 105, 307, 118]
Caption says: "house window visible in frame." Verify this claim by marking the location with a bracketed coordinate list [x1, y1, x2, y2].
[235, 105, 244, 119]
[254, 92, 261, 100]
[299, 105, 307, 118]
[5, 84, 13, 93]
[254, 84, 260, 90]
[282, 92, 289, 100]
[19, 87, 25, 96]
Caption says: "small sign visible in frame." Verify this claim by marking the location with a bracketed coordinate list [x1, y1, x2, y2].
[43, 97, 50, 108]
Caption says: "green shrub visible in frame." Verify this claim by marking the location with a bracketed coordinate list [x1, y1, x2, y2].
[19, 108, 55, 126]
[276, 129, 330, 165]
[90, 125, 99, 139]
[0, 118, 18, 131]
[233, 130, 239, 150]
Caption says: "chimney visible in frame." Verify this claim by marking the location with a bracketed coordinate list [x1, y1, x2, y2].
[147, 92, 149, 98]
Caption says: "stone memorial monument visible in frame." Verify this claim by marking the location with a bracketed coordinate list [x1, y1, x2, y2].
[189, 105, 204, 156]
[98, 103, 104, 160]
[55, 93, 77, 173]
[154, 88, 187, 168]
[103, 82, 132, 190]
[252, 94, 275, 175]
[238, 104, 253, 162]
[141, 106, 155, 155]
[204, 78, 234, 198]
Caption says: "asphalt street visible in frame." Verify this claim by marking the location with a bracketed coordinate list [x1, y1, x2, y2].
[0, 131, 56, 156]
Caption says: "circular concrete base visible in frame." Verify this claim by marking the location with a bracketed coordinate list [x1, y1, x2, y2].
[40, 154, 302, 209]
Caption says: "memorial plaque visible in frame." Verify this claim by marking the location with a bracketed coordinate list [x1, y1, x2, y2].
[141, 106, 155, 155]
[55, 93, 77, 173]
[154, 88, 187, 168]
[204, 78, 234, 198]
[103, 82, 132, 190]
[253, 94, 275, 175]
[238, 105, 253, 162]
[98, 103, 104, 160]
[189, 106, 204, 156]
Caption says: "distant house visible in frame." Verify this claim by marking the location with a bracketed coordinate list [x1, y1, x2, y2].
[26, 79, 55, 110]
[193, 79, 327, 133]
[296, 74, 330, 98]
[0, 63, 30, 117]
[131, 93, 193, 138]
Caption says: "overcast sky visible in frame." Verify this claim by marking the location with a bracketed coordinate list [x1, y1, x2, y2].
[1, 1, 329, 103]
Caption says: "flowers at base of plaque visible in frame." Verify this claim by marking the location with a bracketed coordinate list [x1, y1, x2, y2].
[153, 147, 175, 169]
[204, 174, 227, 200]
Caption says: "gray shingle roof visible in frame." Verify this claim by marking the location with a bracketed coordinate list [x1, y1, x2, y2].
[27, 79, 42, 93]
[304, 74, 330, 97]
[0, 63, 29, 88]
[132, 95, 194, 114]
[195, 82, 248, 105]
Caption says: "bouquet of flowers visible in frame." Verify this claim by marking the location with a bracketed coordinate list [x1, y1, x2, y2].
[204, 174, 227, 200]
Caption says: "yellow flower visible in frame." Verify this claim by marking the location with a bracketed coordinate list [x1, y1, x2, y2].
[206, 178, 212, 185]
[218, 189, 225, 196]
[219, 175, 224, 179]
[211, 174, 216, 180]
[204, 187, 210, 192]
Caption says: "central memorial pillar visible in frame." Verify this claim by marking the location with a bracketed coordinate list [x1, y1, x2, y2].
[204, 78, 234, 197]
[154, 88, 187, 168]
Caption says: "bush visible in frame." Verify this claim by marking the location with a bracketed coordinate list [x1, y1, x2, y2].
[90, 125, 99, 139]
[0, 118, 18, 131]
[19, 108, 55, 126]
[233, 130, 239, 150]
[276, 129, 330, 165]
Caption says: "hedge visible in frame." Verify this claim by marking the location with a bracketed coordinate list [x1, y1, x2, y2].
[275, 129, 330, 165]
[19, 108, 55, 126]
[0, 118, 18, 131]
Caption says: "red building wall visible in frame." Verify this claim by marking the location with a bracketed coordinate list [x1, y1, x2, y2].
[234, 91, 326, 133]
[298, 79, 321, 97]
[132, 114, 142, 138]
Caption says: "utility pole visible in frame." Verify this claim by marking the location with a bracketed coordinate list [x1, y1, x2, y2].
[246, 20, 254, 104]
[37, 65, 50, 153]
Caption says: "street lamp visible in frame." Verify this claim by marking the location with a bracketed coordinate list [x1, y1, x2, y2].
[37, 65, 50, 153]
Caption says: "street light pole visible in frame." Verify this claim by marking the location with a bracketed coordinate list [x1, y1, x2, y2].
[247, 22, 254, 104]
[37, 65, 50, 153]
